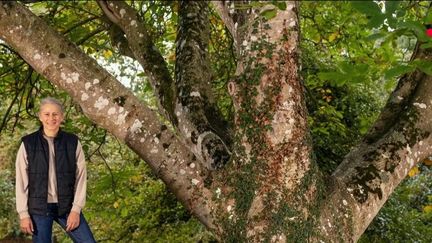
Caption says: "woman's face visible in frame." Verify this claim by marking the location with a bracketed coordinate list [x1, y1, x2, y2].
[39, 103, 64, 133]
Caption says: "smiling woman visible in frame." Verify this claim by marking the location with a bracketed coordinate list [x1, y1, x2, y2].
[38, 98, 64, 136]
[15, 97, 96, 242]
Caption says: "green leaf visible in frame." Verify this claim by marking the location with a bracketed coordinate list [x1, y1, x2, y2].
[339, 61, 355, 74]
[351, 2, 386, 28]
[397, 21, 428, 41]
[385, 1, 400, 16]
[29, 2, 50, 15]
[384, 65, 415, 79]
[351, 2, 382, 17]
[249, 2, 265, 9]
[367, 32, 387, 41]
[317, 71, 346, 86]
[395, 8, 406, 18]
[317, 71, 340, 81]
[272, 1, 287, 11]
[356, 64, 369, 74]
[420, 42, 432, 49]
[261, 8, 277, 20]
[384, 78, 397, 91]
[413, 60, 432, 76]
[368, 14, 386, 28]
[424, 9, 432, 23]
[386, 17, 398, 29]
[121, 207, 129, 218]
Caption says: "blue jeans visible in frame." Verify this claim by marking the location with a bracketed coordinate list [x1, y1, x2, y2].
[31, 203, 96, 243]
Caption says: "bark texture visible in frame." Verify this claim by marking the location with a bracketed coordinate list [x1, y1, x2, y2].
[174, 1, 231, 171]
[97, 0, 176, 122]
[1, 1, 431, 242]
[217, 2, 325, 241]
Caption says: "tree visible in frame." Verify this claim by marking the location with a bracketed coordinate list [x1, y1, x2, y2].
[0, 1, 431, 241]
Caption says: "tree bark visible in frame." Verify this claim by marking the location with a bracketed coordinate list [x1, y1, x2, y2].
[174, 1, 232, 170]
[97, 0, 177, 122]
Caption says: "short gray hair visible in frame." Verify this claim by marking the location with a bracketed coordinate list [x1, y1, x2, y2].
[39, 97, 64, 114]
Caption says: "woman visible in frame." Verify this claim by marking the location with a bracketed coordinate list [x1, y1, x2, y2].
[16, 97, 96, 242]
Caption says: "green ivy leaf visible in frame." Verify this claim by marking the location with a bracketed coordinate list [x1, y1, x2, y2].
[261, 8, 277, 20]
[272, 1, 287, 11]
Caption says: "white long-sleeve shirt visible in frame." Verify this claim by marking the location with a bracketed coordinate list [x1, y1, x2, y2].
[15, 137, 87, 219]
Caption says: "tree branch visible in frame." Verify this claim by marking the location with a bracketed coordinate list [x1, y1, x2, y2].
[61, 16, 99, 35]
[76, 25, 106, 46]
[0, 64, 31, 134]
[96, 0, 176, 123]
[174, 1, 232, 170]
[0, 1, 216, 230]
[105, 23, 135, 59]
[326, 47, 432, 241]
[363, 43, 426, 144]
[211, 1, 239, 51]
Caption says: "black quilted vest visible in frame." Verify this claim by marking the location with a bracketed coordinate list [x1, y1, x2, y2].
[22, 128, 78, 216]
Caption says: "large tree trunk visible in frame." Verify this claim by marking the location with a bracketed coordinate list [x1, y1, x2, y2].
[1, 1, 431, 242]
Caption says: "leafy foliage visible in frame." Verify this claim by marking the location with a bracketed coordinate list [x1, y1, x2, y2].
[0, 170, 17, 238]
[300, 1, 388, 173]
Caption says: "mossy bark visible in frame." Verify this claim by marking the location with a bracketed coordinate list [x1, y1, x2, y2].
[174, 1, 232, 170]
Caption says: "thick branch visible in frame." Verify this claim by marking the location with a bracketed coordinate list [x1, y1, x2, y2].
[363, 43, 426, 144]
[211, 1, 252, 59]
[323, 47, 432, 241]
[97, 0, 176, 123]
[211, 1, 239, 51]
[105, 23, 134, 59]
[0, 1, 215, 230]
[174, 1, 231, 170]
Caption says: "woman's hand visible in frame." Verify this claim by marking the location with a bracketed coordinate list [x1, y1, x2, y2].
[66, 211, 80, 232]
[20, 217, 34, 235]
